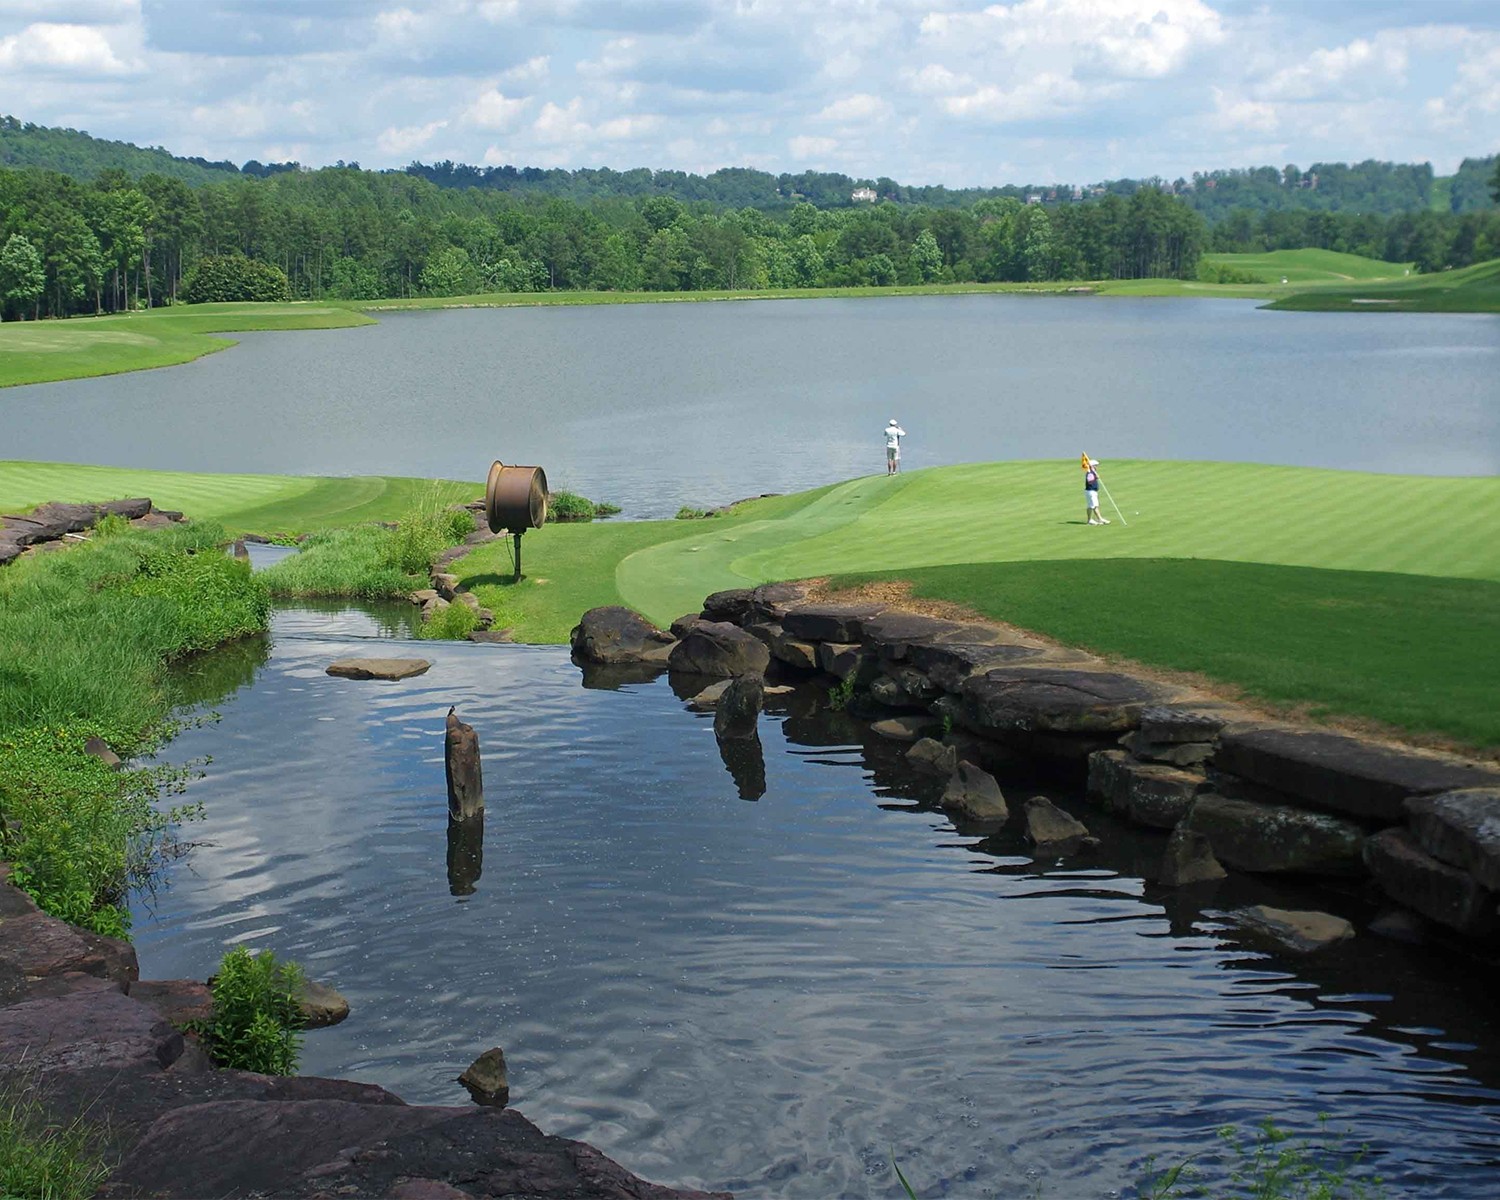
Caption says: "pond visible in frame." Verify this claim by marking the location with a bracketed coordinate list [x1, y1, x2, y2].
[133, 601, 1500, 1198]
[7, 296, 1498, 516]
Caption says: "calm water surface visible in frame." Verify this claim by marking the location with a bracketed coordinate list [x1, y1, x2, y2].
[8, 297, 1498, 516]
[133, 601, 1500, 1198]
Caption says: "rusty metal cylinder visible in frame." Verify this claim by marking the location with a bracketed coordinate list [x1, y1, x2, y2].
[485, 461, 549, 535]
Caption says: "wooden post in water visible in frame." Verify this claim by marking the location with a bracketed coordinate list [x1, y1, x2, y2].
[445, 706, 484, 821]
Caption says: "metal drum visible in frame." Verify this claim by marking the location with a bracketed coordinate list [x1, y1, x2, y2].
[484, 462, 548, 534]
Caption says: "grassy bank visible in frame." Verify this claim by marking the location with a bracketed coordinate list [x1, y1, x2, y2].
[0, 303, 373, 388]
[1267, 258, 1500, 313]
[0, 461, 477, 536]
[450, 460, 1496, 748]
[0, 520, 270, 933]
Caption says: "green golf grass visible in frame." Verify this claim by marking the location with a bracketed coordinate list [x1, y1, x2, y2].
[1268, 258, 1500, 313]
[1203, 249, 1411, 283]
[0, 461, 477, 534]
[0, 303, 373, 388]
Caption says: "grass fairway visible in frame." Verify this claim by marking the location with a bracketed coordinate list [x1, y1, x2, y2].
[0, 303, 373, 388]
[1204, 248, 1411, 283]
[1269, 258, 1500, 313]
[0, 461, 476, 534]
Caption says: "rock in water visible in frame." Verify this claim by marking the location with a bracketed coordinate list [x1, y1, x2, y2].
[1231, 905, 1355, 954]
[569, 606, 676, 665]
[906, 737, 958, 777]
[940, 761, 1008, 823]
[1159, 828, 1227, 887]
[326, 658, 431, 681]
[714, 675, 764, 741]
[298, 978, 350, 1028]
[458, 1046, 510, 1106]
[445, 707, 484, 821]
[1023, 796, 1090, 845]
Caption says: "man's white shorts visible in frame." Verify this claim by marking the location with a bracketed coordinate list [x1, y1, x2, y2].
[1086, 491, 1099, 509]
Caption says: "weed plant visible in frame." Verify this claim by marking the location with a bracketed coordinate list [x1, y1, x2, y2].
[1139, 1117, 1384, 1200]
[200, 946, 305, 1075]
[0, 1075, 110, 1200]
[827, 674, 856, 711]
[417, 600, 481, 640]
[675, 506, 717, 520]
[548, 490, 620, 521]
[0, 522, 266, 932]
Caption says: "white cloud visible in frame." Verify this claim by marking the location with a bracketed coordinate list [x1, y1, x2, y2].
[944, 73, 1096, 124]
[188, 100, 270, 139]
[788, 134, 836, 160]
[0, 21, 135, 74]
[815, 93, 893, 124]
[1260, 36, 1409, 101]
[1209, 87, 1279, 134]
[464, 86, 531, 131]
[500, 54, 549, 84]
[376, 119, 447, 155]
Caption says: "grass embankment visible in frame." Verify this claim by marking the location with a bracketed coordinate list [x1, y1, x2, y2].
[0, 461, 476, 536]
[0, 302, 373, 388]
[0, 520, 270, 934]
[1204, 248, 1411, 283]
[1268, 257, 1500, 313]
[451, 461, 1499, 748]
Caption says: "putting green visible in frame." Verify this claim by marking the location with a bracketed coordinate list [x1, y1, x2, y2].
[615, 461, 1493, 625]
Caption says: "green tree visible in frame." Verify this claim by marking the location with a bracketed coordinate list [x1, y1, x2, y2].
[1491, 158, 1500, 205]
[0, 232, 44, 319]
[419, 244, 476, 296]
[641, 194, 684, 232]
[909, 228, 943, 282]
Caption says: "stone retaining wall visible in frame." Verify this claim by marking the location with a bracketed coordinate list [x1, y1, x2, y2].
[0, 498, 186, 565]
[572, 584, 1500, 951]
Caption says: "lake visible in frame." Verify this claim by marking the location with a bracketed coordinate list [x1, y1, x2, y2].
[131, 597, 1500, 1199]
[6, 296, 1498, 516]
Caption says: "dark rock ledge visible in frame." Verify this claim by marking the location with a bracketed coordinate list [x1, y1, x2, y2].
[0, 867, 724, 1199]
[0, 499, 185, 566]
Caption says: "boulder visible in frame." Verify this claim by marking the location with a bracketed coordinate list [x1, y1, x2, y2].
[713, 675, 764, 741]
[569, 606, 676, 665]
[1230, 905, 1355, 954]
[1118, 731, 1214, 767]
[326, 658, 432, 681]
[98, 497, 153, 520]
[0, 894, 139, 985]
[686, 679, 732, 710]
[1404, 788, 1500, 891]
[128, 979, 214, 1029]
[1022, 796, 1090, 845]
[0, 989, 183, 1073]
[782, 602, 887, 644]
[961, 667, 1181, 738]
[859, 612, 1009, 660]
[0, 537, 21, 567]
[1159, 828, 1227, 887]
[870, 714, 940, 742]
[669, 622, 770, 678]
[432, 572, 460, 600]
[768, 630, 819, 671]
[906, 737, 958, 777]
[746, 580, 811, 622]
[1138, 704, 1238, 745]
[1087, 749, 1203, 829]
[458, 1046, 510, 1107]
[1180, 793, 1365, 875]
[743, 620, 782, 648]
[701, 588, 754, 624]
[0, 515, 55, 546]
[1363, 828, 1497, 935]
[1211, 726, 1500, 824]
[904, 642, 1058, 694]
[31, 501, 103, 532]
[869, 667, 940, 708]
[940, 762, 1008, 823]
[299, 978, 351, 1029]
[817, 642, 872, 683]
[670, 613, 706, 639]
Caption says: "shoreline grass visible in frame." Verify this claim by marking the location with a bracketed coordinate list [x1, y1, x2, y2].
[1267, 258, 1500, 313]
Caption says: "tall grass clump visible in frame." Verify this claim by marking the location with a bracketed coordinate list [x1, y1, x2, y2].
[0, 522, 268, 933]
[199, 946, 305, 1075]
[547, 490, 620, 521]
[0, 1076, 110, 1200]
[1139, 1117, 1385, 1199]
[416, 600, 481, 640]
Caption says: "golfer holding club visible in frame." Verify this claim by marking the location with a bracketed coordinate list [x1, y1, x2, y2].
[1084, 456, 1110, 524]
[885, 418, 906, 476]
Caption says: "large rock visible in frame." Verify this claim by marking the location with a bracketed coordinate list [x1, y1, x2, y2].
[299, 978, 351, 1029]
[326, 657, 432, 681]
[906, 641, 1076, 693]
[1212, 726, 1500, 824]
[29, 501, 103, 533]
[818, 642, 874, 683]
[1230, 905, 1355, 954]
[1363, 828, 1497, 935]
[961, 667, 1181, 737]
[128, 979, 214, 1029]
[1159, 828, 1226, 887]
[458, 1046, 510, 1107]
[781, 602, 887, 644]
[569, 606, 675, 665]
[1181, 793, 1365, 875]
[668, 621, 770, 678]
[870, 714, 939, 742]
[1088, 749, 1203, 829]
[940, 762, 1008, 823]
[0, 883, 139, 986]
[1404, 789, 1500, 891]
[768, 629, 820, 671]
[859, 612, 1008, 660]
[0, 989, 183, 1073]
[713, 675, 764, 740]
[1118, 731, 1214, 768]
[99, 497, 153, 520]
[701, 588, 754, 624]
[745, 580, 812, 623]
[1137, 704, 1239, 745]
[906, 737, 958, 777]
[1022, 796, 1090, 845]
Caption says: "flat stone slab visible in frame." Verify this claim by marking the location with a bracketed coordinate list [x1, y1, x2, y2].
[859, 611, 1012, 658]
[1087, 749, 1203, 829]
[781, 602, 888, 644]
[961, 667, 1182, 737]
[1212, 726, 1500, 823]
[870, 714, 940, 742]
[326, 657, 432, 681]
[1182, 793, 1365, 876]
[0, 989, 183, 1073]
[1230, 905, 1355, 954]
[1364, 828, 1497, 935]
[1405, 789, 1500, 891]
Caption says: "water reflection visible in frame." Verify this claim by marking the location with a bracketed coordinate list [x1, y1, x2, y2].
[446, 814, 484, 897]
[717, 734, 766, 801]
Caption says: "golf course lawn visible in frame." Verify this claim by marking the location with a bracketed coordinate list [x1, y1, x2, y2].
[1267, 258, 1500, 313]
[454, 460, 1499, 748]
[1201, 248, 1411, 283]
[0, 460, 476, 533]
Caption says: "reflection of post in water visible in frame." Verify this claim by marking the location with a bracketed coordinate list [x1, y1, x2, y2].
[445, 707, 485, 895]
[447, 812, 484, 896]
[718, 734, 766, 801]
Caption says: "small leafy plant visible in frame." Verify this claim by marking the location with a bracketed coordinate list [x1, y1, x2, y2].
[200, 946, 306, 1075]
[828, 673, 856, 711]
[1140, 1117, 1385, 1200]
[418, 599, 481, 640]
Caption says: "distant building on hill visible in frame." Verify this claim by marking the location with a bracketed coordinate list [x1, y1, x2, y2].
[851, 186, 877, 203]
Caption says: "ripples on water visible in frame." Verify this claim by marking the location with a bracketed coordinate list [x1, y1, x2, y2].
[134, 607, 1500, 1198]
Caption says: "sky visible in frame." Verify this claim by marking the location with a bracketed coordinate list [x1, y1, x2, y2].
[2, 0, 1497, 187]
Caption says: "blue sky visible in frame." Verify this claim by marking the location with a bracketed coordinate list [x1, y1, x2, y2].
[2, 0, 1496, 184]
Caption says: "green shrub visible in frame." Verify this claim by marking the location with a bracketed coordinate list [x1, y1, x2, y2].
[261, 526, 419, 599]
[675, 506, 718, 520]
[417, 600, 481, 640]
[547, 491, 620, 521]
[201, 946, 305, 1075]
[1197, 260, 1262, 285]
[0, 1075, 110, 1200]
[91, 512, 129, 539]
[382, 493, 476, 574]
[181, 254, 292, 303]
[827, 674, 855, 711]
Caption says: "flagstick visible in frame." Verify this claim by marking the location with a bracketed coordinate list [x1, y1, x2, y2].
[1100, 479, 1128, 526]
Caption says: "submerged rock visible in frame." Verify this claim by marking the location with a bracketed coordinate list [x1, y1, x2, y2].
[326, 658, 432, 681]
[1159, 828, 1227, 887]
[1231, 905, 1355, 954]
[458, 1046, 510, 1107]
[940, 761, 1008, 823]
[1022, 796, 1090, 845]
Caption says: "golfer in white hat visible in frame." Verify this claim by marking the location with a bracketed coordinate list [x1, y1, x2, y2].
[884, 419, 906, 476]
[1084, 458, 1110, 524]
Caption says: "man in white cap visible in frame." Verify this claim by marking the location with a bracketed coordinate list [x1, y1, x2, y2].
[1084, 458, 1109, 524]
[884, 418, 906, 476]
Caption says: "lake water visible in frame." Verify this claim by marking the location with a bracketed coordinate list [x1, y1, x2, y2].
[132, 599, 1500, 1199]
[7, 297, 1498, 516]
